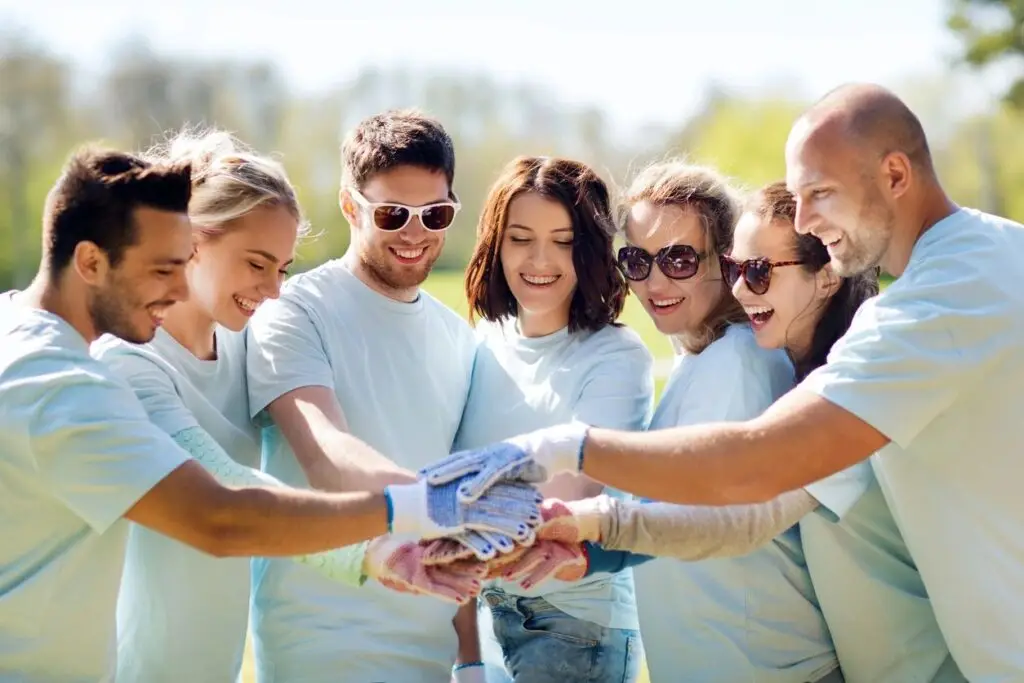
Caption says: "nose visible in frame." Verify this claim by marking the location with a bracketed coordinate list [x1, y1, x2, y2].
[398, 214, 428, 243]
[260, 271, 284, 300]
[644, 260, 674, 295]
[169, 267, 190, 303]
[793, 199, 816, 236]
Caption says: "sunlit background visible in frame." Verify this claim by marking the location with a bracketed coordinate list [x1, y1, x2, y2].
[2, 0, 1022, 678]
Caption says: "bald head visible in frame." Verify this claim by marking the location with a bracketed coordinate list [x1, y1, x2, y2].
[796, 83, 933, 173]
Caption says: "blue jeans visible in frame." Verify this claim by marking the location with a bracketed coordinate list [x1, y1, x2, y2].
[481, 589, 642, 683]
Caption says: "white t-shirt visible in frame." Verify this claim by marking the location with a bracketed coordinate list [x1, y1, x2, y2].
[0, 294, 188, 682]
[94, 327, 259, 683]
[245, 260, 477, 683]
[635, 323, 839, 683]
[802, 207, 1024, 681]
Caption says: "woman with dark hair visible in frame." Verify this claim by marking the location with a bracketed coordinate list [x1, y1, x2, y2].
[533, 181, 963, 682]
[452, 155, 655, 683]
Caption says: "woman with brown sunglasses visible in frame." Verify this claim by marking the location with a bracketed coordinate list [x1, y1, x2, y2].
[600, 161, 841, 682]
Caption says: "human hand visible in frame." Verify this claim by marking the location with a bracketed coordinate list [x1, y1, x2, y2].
[419, 422, 589, 503]
[363, 535, 486, 605]
[384, 477, 542, 543]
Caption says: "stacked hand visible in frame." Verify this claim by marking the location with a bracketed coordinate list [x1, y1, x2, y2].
[374, 424, 593, 603]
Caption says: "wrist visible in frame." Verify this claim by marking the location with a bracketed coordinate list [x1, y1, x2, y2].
[452, 661, 487, 683]
[383, 482, 426, 535]
[565, 495, 613, 543]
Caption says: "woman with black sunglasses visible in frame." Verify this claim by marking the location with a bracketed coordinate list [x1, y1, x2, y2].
[608, 161, 840, 683]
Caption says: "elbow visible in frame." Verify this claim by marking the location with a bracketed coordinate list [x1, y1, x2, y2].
[187, 489, 258, 558]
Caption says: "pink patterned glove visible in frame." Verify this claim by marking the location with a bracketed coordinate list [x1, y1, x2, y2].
[487, 539, 588, 590]
[363, 536, 486, 604]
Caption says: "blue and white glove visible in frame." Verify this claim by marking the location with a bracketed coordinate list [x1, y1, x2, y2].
[420, 422, 589, 503]
[385, 477, 542, 544]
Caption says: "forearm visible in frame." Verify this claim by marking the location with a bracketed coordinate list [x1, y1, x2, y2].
[174, 427, 369, 584]
[597, 489, 819, 559]
[580, 389, 882, 506]
[206, 485, 389, 558]
[267, 389, 416, 493]
[453, 599, 482, 665]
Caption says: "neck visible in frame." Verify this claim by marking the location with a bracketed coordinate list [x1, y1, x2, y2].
[18, 269, 99, 343]
[341, 250, 419, 303]
[162, 299, 218, 360]
[517, 307, 569, 338]
[884, 182, 959, 278]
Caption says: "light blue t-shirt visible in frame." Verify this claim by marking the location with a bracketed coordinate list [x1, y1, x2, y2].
[802, 463, 964, 683]
[94, 327, 260, 683]
[634, 323, 839, 683]
[245, 260, 477, 683]
[455, 318, 653, 673]
[802, 208, 1024, 682]
[0, 294, 189, 682]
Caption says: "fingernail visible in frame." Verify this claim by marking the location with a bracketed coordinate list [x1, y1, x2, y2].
[522, 582, 532, 589]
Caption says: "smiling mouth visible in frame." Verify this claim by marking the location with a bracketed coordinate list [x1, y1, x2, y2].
[233, 295, 261, 316]
[745, 305, 775, 328]
[521, 274, 560, 287]
[391, 246, 427, 263]
[649, 297, 684, 314]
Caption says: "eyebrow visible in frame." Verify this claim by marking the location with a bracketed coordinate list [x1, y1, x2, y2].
[507, 223, 573, 233]
[152, 257, 191, 266]
[247, 249, 294, 266]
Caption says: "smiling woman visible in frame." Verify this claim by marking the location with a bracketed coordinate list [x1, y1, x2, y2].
[458, 156, 653, 683]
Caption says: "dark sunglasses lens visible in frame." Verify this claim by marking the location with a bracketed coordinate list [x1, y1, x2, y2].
[746, 260, 772, 294]
[421, 204, 456, 231]
[372, 205, 411, 231]
[617, 247, 651, 280]
[720, 258, 740, 287]
[659, 246, 700, 279]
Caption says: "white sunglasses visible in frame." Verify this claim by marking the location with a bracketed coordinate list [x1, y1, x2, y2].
[348, 187, 461, 232]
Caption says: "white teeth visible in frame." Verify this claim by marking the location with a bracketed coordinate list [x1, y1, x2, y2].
[652, 298, 683, 307]
[746, 306, 774, 315]
[522, 274, 559, 285]
[395, 247, 426, 259]
[233, 295, 259, 312]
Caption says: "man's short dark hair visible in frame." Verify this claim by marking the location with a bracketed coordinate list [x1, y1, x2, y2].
[464, 156, 627, 334]
[340, 109, 456, 190]
[43, 146, 193, 274]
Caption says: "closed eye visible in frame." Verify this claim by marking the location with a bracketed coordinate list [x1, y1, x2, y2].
[249, 261, 266, 272]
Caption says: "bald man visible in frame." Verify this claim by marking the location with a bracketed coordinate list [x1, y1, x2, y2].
[424, 83, 1024, 681]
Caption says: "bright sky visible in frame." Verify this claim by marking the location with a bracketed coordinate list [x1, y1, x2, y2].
[0, 0, 998, 134]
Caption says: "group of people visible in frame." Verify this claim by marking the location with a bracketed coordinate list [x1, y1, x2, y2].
[0, 80, 1020, 683]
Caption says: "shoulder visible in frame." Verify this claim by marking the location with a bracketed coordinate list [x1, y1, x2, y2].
[92, 333, 176, 385]
[577, 324, 653, 370]
[421, 290, 477, 349]
[696, 324, 793, 387]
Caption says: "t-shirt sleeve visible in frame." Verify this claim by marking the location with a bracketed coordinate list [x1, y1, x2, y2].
[27, 362, 190, 533]
[803, 460, 873, 521]
[246, 293, 335, 419]
[801, 258, 1017, 450]
[100, 349, 199, 437]
[573, 338, 654, 432]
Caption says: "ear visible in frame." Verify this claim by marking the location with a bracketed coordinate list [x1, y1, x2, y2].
[816, 262, 841, 299]
[339, 188, 360, 227]
[882, 151, 912, 200]
[71, 241, 109, 286]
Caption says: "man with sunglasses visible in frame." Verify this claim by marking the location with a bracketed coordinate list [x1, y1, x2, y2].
[245, 110, 492, 682]
[423, 84, 1024, 681]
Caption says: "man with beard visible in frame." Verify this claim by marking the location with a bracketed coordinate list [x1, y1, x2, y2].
[0, 147, 535, 683]
[245, 110, 489, 682]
